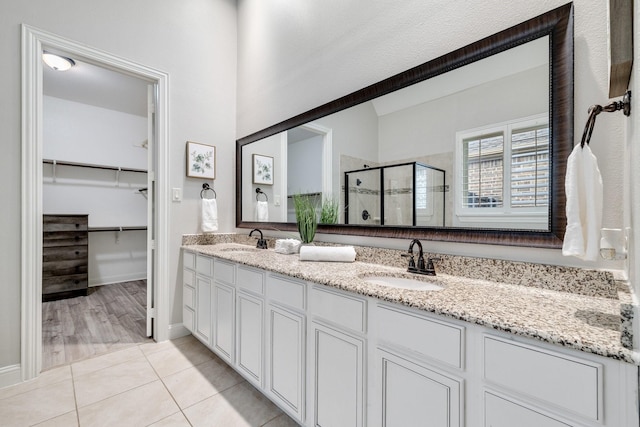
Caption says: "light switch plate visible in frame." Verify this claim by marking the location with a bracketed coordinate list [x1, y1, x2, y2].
[172, 188, 182, 202]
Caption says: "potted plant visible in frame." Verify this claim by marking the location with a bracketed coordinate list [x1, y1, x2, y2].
[320, 196, 339, 224]
[293, 194, 318, 244]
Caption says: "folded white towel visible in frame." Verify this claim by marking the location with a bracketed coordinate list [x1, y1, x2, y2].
[201, 198, 218, 233]
[255, 201, 269, 222]
[299, 246, 356, 262]
[275, 238, 301, 254]
[562, 144, 603, 261]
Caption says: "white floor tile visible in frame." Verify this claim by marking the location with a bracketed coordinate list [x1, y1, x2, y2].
[0, 379, 75, 427]
[0, 365, 71, 400]
[183, 381, 282, 427]
[146, 411, 192, 427]
[74, 357, 159, 407]
[31, 410, 79, 427]
[71, 346, 144, 377]
[77, 380, 179, 427]
[162, 356, 244, 409]
[145, 338, 214, 378]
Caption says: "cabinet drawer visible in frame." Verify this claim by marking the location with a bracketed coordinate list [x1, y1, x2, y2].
[237, 266, 264, 295]
[484, 392, 571, 427]
[183, 284, 195, 309]
[183, 307, 195, 333]
[377, 305, 463, 369]
[214, 258, 235, 284]
[196, 254, 213, 276]
[483, 336, 602, 421]
[267, 274, 306, 310]
[43, 215, 88, 232]
[310, 286, 366, 333]
[183, 268, 195, 287]
[183, 251, 195, 270]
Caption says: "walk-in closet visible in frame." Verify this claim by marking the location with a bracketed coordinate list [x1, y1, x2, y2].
[41, 54, 152, 369]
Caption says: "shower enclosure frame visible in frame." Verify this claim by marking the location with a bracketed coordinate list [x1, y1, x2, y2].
[344, 162, 446, 227]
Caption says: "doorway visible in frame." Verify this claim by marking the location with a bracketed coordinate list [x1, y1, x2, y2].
[21, 25, 170, 380]
[41, 55, 152, 369]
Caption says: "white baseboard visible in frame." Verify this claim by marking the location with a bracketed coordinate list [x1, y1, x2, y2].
[167, 323, 191, 341]
[89, 273, 147, 287]
[0, 364, 22, 389]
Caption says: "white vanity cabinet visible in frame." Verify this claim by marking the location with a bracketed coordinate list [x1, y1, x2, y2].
[181, 250, 639, 427]
[265, 274, 307, 423]
[309, 286, 367, 427]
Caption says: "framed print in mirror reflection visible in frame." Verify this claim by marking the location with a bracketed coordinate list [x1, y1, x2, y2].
[253, 154, 274, 185]
[186, 141, 216, 179]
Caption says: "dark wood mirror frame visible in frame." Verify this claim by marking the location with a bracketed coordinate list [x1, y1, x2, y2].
[236, 3, 573, 248]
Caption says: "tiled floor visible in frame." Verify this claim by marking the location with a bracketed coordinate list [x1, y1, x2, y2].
[0, 335, 299, 427]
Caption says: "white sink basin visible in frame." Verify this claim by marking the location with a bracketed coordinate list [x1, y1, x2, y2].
[362, 275, 444, 291]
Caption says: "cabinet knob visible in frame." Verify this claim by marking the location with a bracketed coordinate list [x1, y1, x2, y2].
[74, 280, 79, 285]
[75, 223, 80, 228]
[75, 251, 80, 255]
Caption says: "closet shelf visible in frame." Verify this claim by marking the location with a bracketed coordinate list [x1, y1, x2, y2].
[43, 159, 147, 174]
[88, 226, 147, 232]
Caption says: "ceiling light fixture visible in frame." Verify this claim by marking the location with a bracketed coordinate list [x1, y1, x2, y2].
[42, 52, 76, 71]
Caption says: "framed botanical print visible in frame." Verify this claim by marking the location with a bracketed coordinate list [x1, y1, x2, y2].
[253, 154, 274, 185]
[187, 141, 216, 179]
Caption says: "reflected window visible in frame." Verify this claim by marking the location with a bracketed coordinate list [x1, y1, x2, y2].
[455, 115, 549, 229]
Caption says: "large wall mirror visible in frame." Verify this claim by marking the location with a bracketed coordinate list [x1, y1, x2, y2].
[236, 3, 573, 248]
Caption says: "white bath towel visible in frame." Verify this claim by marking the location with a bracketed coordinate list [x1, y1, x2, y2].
[562, 144, 603, 261]
[299, 246, 357, 262]
[201, 198, 218, 233]
[255, 201, 269, 222]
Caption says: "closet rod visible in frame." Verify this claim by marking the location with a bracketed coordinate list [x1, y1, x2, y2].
[43, 159, 147, 174]
[88, 226, 147, 232]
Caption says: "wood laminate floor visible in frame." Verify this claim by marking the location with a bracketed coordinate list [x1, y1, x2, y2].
[42, 280, 153, 371]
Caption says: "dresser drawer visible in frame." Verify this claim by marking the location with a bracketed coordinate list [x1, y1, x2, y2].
[43, 215, 88, 232]
[267, 274, 306, 310]
[196, 254, 214, 276]
[43, 231, 88, 247]
[43, 246, 88, 263]
[377, 304, 463, 369]
[237, 265, 264, 295]
[214, 258, 235, 285]
[310, 286, 366, 333]
[483, 336, 602, 421]
[42, 259, 88, 277]
[42, 274, 88, 293]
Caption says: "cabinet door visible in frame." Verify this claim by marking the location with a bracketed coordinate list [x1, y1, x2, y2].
[194, 275, 212, 345]
[268, 304, 305, 423]
[213, 282, 235, 363]
[313, 322, 365, 427]
[484, 392, 571, 427]
[236, 291, 264, 386]
[379, 350, 461, 427]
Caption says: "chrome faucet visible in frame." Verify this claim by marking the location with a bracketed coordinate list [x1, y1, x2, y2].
[402, 239, 439, 276]
[249, 228, 268, 249]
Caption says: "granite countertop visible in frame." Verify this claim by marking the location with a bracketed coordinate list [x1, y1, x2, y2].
[183, 242, 638, 364]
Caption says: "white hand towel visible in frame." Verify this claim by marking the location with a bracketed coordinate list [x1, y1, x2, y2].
[562, 144, 603, 261]
[299, 246, 357, 262]
[201, 198, 218, 233]
[255, 201, 269, 222]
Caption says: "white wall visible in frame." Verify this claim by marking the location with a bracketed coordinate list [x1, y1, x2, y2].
[43, 96, 148, 286]
[236, 0, 627, 270]
[1, 0, 236, 374]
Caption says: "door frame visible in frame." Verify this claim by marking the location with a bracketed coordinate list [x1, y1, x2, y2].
[21, 24, 171, 380]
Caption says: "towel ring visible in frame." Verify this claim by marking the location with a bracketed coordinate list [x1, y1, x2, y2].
[580, 90, 631, 148]
[256, 188, 268, 202]
[201, 183, 216, 199]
